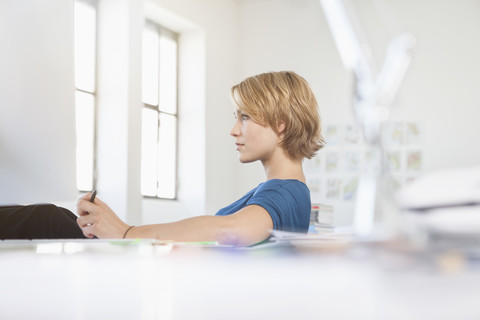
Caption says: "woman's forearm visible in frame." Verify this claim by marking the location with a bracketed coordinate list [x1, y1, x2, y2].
[125, 215, 236, 243]
[125, 210, 271, 247]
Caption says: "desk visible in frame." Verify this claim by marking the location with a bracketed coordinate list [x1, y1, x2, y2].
[1, 239, 479, 319]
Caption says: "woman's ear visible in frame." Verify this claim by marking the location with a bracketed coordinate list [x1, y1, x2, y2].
[277, 121, 286, 134]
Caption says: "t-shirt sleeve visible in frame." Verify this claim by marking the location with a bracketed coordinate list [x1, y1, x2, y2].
[246, 181, 311, 233]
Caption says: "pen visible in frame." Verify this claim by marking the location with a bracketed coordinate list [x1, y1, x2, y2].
[89, 190, 97, 203]
[87, 190, 97, 237]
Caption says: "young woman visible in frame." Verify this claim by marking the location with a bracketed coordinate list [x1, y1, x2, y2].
[0, 71, 324, 247]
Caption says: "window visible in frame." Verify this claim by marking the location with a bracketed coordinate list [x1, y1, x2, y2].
[74, 0, 97, 192]
[141, 22, 179, 199]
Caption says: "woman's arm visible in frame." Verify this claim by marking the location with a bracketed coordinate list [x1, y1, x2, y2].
[76, 193, 273, 247]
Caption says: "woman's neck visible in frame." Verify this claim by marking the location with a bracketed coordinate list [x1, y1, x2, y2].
[262, 151, 306, 183]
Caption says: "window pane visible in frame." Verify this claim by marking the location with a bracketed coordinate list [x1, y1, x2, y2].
[141, 108, 158, 196]
[74, 0, 96, 92]
[157, 113, 177, 199]
[75, 91, 95, 191]
[142, 26, 159, 106]
[158, 34, 177, 114]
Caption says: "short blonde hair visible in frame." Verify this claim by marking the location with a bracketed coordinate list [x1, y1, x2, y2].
[231, 71, 324, 160]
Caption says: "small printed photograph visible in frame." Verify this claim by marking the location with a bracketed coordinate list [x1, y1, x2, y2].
[383, 122, 404, 147]
[344, 124, 361, 145]
[344, 152, 360, 172]
[325, 152, 341, 172]
[326, 179, 342, 199]
[405, 122, 423, 145]
[324, 124, 342, 145]
[385, 151, 402, 172]
[304, 154, 322, 171]
[364, 149, 381, 174]
[406, 151, 422, 172]
[343, 177, 359, 201]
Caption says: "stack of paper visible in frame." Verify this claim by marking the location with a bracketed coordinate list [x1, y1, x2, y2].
[268, 229, 352, 248]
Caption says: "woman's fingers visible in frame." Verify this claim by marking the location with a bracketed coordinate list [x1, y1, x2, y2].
[77, 216, 96, 238]
[82, 225, 95, 238]
[76, 215, 94, 228]
[78, 194, 102, 216]
[76, 192, 100, 214]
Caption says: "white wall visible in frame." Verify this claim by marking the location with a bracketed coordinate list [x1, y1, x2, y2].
[0, 0, 77, 205]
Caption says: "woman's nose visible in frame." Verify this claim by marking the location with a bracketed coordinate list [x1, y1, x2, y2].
[230, 121, 240, 137]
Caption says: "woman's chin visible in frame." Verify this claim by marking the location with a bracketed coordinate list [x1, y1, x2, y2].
[238, 155, 255, 164]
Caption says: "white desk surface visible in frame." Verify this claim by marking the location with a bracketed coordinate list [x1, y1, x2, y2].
[1, 239, 479, 320]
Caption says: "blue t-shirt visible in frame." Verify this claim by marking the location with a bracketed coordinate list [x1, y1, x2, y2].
[215, 179, 311, 233]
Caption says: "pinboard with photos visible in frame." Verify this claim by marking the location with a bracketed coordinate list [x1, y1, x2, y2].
[304, 121, 423, 224]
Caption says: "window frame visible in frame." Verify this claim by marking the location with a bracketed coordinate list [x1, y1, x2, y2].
[74, 0, 98, 192]
[141, 21, 180, 200]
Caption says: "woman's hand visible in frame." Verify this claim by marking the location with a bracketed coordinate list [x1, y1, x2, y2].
[76, 193, 130, 239]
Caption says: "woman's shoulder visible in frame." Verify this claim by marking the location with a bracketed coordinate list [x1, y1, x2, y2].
[257, 179, 309, 194]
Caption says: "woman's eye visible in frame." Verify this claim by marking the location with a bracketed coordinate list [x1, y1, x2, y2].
[241, 114, 249, 120]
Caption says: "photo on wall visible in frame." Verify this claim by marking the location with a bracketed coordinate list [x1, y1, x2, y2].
[305, 121, 424, 208]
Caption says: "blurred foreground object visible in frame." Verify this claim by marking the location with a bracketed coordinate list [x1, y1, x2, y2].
[319, 0, 416, 238]
[397, 166, 480, 253]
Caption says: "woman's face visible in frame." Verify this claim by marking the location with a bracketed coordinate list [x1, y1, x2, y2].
[230, 108, 280, 164]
